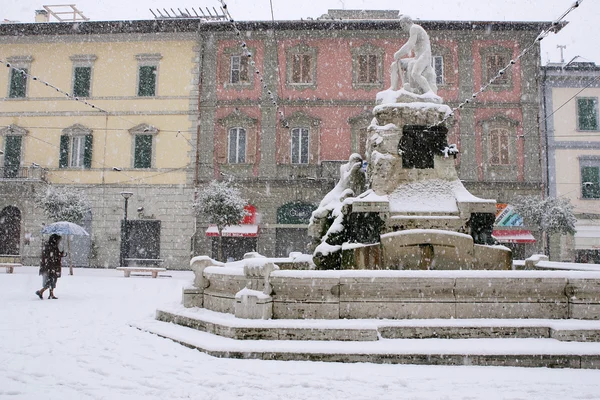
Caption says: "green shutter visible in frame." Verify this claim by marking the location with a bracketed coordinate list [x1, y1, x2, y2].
[578, 98, 599, 131]
[138, 66, 156, 97]
[83, 135, 93, 169]
[582, 166, 600, 199]
[73, 66, 91, 97]
[3, 135, 22, 178]
[9, 68, 27, 98]
[59, 135, 69, 168]
[134, 135, 152, 168]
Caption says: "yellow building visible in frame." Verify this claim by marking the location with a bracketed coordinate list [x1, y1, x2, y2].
[0, 18, 200, 268]
[542, 62, 600, 262]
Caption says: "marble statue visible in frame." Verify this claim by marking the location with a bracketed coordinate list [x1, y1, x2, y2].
[390, 15, 438, 95]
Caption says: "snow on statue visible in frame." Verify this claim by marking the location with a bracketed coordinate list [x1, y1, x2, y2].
[390, 15, 438, 95]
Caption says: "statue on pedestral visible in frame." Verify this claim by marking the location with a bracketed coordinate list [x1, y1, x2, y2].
[390, 15, 438, 95]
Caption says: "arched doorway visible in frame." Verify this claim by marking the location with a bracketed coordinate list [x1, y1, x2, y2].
[0, 206, 21, 255]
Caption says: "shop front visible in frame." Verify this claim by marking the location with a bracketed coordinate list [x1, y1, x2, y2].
[205, 205, 258, 261]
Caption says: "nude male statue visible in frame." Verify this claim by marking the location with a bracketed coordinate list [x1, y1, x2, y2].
[390, 15, 438, 95]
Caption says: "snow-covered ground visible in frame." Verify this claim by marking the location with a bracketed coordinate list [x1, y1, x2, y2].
[2, 266, 600, 400]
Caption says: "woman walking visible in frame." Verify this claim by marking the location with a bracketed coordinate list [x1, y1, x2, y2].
[35, 234, 64, 300]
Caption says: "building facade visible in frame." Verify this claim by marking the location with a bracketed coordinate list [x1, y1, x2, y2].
[193, 13, 551, 260]
[0, 20, 199, 268]
[1, 11, 554, 266]
[542, 61, 600, 262]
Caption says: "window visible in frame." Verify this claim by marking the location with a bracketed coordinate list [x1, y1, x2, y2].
[358, 54, 378, 84]
[291, 127, 309, 164]
[581, 158, 600, 199]
[486, 54, 508, 85]
[136, 54, 161, 97]
[432, 56, 444, 85]
[9, 68, 27, 98]
[134, 135, 153, 168]
[286, 44, 317, 88]
[577, 98, 599, 131]
[230, 56, 249, 84]
[581, 166, 600, 199]
[70, 55, 96, 98]
[3, 135, 22, 178]
[292, 54, 312, 84]
[59, 125, 93, 169]
[489, 128, 510, 165]
[138, 66, 157, 97]
[73, 67, 91, 97]
[228, 128, 246, 164]
[351, 43, 384, 89]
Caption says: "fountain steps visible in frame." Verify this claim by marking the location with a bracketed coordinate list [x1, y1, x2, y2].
[132, 308, 600, 369]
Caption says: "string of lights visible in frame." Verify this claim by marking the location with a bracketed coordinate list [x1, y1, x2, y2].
[1, 59, 194, 143]
[217, 0, 285, 120]
[1, 58, 109, 114]
[431, 0, 584, 128]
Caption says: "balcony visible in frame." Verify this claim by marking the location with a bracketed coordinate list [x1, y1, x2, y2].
[0, 166, 47, 181]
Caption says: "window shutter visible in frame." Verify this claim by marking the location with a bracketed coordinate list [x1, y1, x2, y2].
[83, 135, 93, 168]
[9, 68, 27, 98]
[582, 166, 600, 198]
[246, 128, 256, 164]
[4, 135, 22, 178]
[134, 135, 152, 168]
[73, 66, 91, 97]
[578, 98, 599, 131]
[59, 135, 69, 168]
[138, 66, 156, 97]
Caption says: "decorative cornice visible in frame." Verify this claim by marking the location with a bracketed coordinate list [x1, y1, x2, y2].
[62, 123, 92, 136]
[128, 123, 159, 135]
[0, 124, 28, 136]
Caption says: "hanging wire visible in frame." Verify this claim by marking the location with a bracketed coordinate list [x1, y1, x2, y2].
[2, 59, 109, 114]
[217, 0, 285, 120]
[430, 0, 584, 128]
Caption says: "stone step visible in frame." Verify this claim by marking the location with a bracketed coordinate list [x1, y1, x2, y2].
[156, 307, 600, 342]
[134, 318, 600, 369]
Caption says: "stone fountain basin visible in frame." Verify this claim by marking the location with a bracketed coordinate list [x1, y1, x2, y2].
[185, 263, 600, 321]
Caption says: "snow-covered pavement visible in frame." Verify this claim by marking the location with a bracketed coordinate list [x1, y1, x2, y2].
[2, 266, 600, 400]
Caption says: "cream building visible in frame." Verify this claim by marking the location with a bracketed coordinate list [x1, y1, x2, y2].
[542, 61, 600, 262]
[0, 19, 200, 268]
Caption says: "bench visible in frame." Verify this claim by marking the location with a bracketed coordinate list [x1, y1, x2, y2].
[116, 266, 166, 278]
[124, 258, 163, 267]
[1, 263, 22, 273]
[0, 255, 22, 273]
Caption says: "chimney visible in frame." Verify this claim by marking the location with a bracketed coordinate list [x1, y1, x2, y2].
[35, 9, 49, 23]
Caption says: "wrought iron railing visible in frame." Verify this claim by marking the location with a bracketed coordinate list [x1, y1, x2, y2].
[0, 166, 47, 181]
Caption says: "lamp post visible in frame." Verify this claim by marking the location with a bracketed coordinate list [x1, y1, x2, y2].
[120, 191, 133, 268]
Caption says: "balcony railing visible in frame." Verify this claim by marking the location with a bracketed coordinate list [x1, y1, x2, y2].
[0, 166, 47, 181]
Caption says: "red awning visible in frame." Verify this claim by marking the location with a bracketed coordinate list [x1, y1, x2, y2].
[206, 224, 259, 238]
[492, 229, 536, 244]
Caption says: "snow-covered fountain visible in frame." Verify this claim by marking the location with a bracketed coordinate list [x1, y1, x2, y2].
[148, 16, 600, 368]
[309, 16, 510, 271]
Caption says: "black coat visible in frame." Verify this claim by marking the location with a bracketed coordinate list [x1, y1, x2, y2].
[40, 242, 63, 277]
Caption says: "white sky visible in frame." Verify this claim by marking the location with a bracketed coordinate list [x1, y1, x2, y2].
[3, 0, 599, 65]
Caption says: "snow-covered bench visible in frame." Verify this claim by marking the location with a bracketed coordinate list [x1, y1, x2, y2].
[116, 266, 166, 278]
[1, 263, 22, 273]
[0, 255, 22, 273]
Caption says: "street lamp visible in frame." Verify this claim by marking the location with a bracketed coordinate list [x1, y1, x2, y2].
[120, 192, 133, 267]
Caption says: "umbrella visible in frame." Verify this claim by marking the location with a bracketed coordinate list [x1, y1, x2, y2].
[41, 221, 89, 236]
[41, 221, 89, 275]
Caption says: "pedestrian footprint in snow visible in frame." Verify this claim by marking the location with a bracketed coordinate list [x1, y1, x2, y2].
[35, 234, 65, 300]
